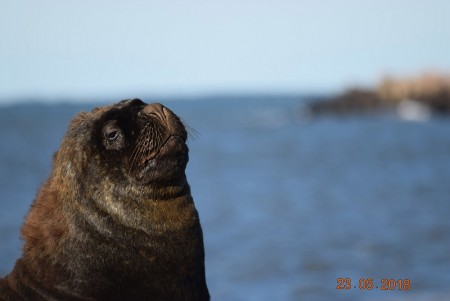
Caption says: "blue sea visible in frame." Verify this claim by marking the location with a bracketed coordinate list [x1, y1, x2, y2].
[1, 97, 450, 301]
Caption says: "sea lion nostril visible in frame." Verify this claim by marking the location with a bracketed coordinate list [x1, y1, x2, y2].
[143, 103, 168, 121]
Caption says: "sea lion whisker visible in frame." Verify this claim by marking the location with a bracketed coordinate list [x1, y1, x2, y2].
[181, 118, 199, 141]
[137, 132, 154, 165]
[130, 143, 145, 171]
[131, 138, 148, 169]
[129, 138, 143, 170]
[130, 124, 152, 170]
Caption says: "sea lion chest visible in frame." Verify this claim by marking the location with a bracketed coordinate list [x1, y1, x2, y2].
[60, 192, 206, 300]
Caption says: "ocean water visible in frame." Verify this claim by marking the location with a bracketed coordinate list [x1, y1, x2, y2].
[1, 97, 449, 301]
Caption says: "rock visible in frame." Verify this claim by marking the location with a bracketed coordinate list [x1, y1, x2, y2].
[306, 73, 450, 117]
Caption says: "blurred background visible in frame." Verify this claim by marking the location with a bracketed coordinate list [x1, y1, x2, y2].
[1, 1, 450, 300]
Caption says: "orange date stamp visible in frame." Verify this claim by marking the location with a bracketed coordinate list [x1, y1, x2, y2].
[336, 278, 411, 291]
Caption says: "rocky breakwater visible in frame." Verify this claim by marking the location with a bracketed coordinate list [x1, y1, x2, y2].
[308, 73, 450, 119]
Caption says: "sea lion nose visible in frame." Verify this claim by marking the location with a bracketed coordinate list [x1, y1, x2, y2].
[142, 103, 170, 122]
[141, 103, 184, 136]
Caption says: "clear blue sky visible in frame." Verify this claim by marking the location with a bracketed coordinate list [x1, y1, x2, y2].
[1, 0, 450, 103]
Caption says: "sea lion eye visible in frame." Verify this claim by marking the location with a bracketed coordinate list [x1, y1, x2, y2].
[102, 121, 124, 150]
[108, 130, 119, 141]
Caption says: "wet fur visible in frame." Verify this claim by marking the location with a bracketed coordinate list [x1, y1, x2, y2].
[0, 99, 209, 301]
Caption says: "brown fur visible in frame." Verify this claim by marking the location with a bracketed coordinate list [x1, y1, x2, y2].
[0, 99, 209, 301]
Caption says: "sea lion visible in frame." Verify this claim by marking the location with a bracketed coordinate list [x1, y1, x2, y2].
[0, 99, 210, 301]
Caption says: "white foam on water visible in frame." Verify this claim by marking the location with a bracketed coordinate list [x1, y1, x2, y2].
[396, 99, 432, 122]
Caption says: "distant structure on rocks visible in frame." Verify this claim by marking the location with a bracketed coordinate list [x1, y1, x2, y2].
[308, 73, 450, 117]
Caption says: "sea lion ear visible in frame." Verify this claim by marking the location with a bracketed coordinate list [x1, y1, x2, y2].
[54, 111, 93, 176]
[68, 112, 92, 131]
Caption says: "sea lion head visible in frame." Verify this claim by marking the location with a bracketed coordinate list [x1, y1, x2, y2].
[54, 98, 189, 195]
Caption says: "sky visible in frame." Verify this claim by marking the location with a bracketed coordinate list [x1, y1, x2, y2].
[1, 0, 450, 103]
